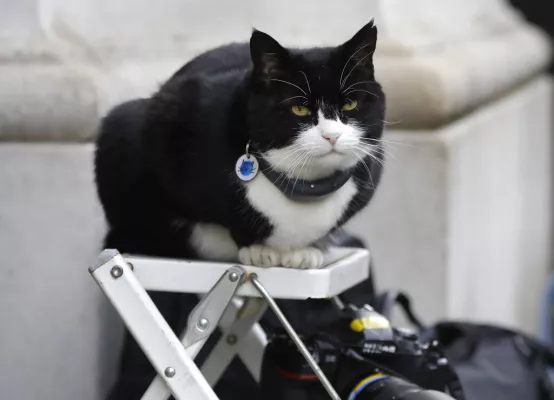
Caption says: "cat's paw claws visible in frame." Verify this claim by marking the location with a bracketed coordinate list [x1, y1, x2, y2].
[239, 246, 324, 269]
[238, 245, 280, 267]
[280, 248, 324, 269]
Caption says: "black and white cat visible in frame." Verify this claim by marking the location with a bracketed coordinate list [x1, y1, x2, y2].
[95, 20, 385, 269]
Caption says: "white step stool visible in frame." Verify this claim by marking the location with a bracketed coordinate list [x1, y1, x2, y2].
[89, 247, 371, 400]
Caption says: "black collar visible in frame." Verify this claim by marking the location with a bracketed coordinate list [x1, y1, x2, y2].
[256, 156, 353, 202]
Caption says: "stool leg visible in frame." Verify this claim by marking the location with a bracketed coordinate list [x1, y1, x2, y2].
[250, 274, 341, 400]
[89, 250, 218, 400]
[237, 319, 268, 382]
[201, 298, 268, 385]
[143, 266, 247, 400]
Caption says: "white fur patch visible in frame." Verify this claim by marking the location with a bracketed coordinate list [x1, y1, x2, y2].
[244, 173, 358, 249]
[245, 106, 361, 255]
[190, 223, 238, 261]
[264, 110, 364, 180]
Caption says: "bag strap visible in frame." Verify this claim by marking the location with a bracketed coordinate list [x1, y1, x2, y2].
[375, 290, 425, 331]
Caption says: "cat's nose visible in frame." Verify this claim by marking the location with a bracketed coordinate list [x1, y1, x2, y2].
[322, 132, 342, 145]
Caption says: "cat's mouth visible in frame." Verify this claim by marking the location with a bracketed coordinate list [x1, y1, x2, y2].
[263, 145, 358, 181]
[319, 149, 344, 156]
[316, 143, 375, 166]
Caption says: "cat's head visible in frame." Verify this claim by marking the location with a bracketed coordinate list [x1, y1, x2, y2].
[247, 20, 385, 180]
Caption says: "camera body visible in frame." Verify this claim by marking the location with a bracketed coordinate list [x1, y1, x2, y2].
[260, 304, 462, 400]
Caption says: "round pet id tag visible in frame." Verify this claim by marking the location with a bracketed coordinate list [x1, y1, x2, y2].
[235, 154, 259, 181]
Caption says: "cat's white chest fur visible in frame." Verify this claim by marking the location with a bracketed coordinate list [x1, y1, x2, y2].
[245, 173, 357, 248]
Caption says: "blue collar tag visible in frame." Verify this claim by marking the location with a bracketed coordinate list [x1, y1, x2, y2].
[235, 154, 259, 181]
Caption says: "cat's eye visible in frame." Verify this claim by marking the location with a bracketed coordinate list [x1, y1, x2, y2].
[291, 105, 310, 116]
[342, 100, 358, 111]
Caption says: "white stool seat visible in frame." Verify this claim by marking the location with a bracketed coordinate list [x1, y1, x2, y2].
[126, 247, 370, 299]
[89, 247, 370, 400]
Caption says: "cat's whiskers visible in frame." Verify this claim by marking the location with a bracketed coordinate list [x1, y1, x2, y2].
[270, 145, 305, 164]
[368, 148, 396, 165]
[266, 150, 306, 185]
[364, 160, 376, 189]
[291, 154, 309, 193]
[360, 137, 414, 148]
[356, 145, 385, 161]
[273, 147, 312, 187]
[356, 154, 384, 185]
[341, 50, 374, 89]
[362, 144, 392, 159]
[341, 81, 374, 94]
[270, 79, 307, 95]
[339, 43, 372, 90]
[343, 89, 379, 99]
[262, 143, 304, 170]
[277, 95, 308, 105]
[292, 152, 316, 193]
[272, 144, 313, 190]
[348, 149, 376, 189]
[304, 154, 316, 180]
[353, 122, 383, 129]
[283, 153, 303, 193]
[290, 149, 313, 179]
[351, 141, 381, 160]
[353, 145, 388, 169]
[299, 71, 311, 94]
[279, 147, 304, 165]
[279, 144, 311, 168]
[358, 141, 391, 155]
[283, 151, 309, 182]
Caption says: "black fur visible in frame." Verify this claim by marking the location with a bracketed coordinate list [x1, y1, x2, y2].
[95, 21, 385, 259]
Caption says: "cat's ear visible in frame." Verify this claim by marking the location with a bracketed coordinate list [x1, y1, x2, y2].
[250, 29, 290, 85]
[340, 20, 378, 68]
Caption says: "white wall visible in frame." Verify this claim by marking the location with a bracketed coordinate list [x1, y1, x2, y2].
[39, 0, 380, 59]
[0, 0, 41, 37]
[347, 77, 553, 332]
[0, 145, 120, 400]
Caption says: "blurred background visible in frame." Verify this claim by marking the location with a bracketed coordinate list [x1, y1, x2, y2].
[0, 0, 552, 399]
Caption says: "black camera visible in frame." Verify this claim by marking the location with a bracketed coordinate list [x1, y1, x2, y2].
[260, 304, 463, 400]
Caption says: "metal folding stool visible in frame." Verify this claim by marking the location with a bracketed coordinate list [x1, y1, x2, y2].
[89, 247, 371, 400]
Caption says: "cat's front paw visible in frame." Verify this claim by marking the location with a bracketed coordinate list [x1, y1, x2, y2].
[238, 245, 324, 269]
[281, 247, 324, 269]
[238, 245, 280, 267]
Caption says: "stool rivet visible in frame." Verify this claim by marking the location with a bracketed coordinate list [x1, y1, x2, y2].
[226, 334, 238, 345]
[110, 266, 123, 279]
[229, 272, 239, 282]
[197, 318, 210, 331]
[164, 367, 176, 378]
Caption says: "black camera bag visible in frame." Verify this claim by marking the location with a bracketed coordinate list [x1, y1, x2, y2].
[379, 291, 554, 400]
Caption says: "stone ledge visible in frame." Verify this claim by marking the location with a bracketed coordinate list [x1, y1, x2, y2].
[0, 64, 99, 142]
[376, 25, 551, 129]
[0, 17, 550, 141]
[0, 36, 60, 63]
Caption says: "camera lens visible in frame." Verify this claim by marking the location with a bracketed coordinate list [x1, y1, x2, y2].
[348, 376, 455, 400]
